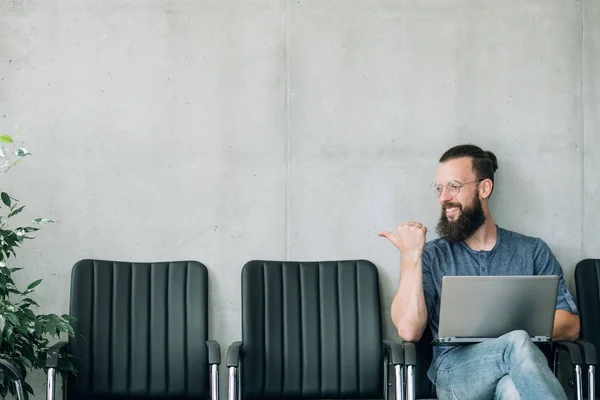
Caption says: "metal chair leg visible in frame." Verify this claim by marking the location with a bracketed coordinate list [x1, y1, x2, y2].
[47, 367, 56, 400]
[588, 365, 595, 400]
[211, 364, 219, 400]
[406, 365, 415, 400]
[394, 364, 404, 400]
[575, 365, 583, 400]
[228, 366, 238, 400]
[14, 379, 24, 400]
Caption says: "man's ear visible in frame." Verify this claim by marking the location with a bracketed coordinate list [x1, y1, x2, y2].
[480, 179, 493, 199]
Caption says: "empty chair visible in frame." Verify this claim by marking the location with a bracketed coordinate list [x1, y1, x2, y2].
[44, 259, 221, 400]
[227, 259, 405, 400]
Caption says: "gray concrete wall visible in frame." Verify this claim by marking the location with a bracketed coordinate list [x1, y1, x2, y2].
[0, 0, 597, 398]
[585, 0, 600, 257]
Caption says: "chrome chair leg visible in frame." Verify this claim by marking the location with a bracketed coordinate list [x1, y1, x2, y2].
[14, 379, 25, 400]
[211, 364, 219, 400]
[406, 365, 415, 400]
[588, 365, 595, 400]
[394, 364, 404, 400]
[575, 365, 583, 400]
[228, 366, 237, 400]
[47, 367, 56, 400]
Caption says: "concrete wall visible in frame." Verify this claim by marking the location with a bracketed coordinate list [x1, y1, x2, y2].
[0, 0, 597, 397]
[585, 0, 600, 257]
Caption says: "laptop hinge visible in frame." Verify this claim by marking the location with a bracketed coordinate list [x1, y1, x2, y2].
[532, 336, 551, 342]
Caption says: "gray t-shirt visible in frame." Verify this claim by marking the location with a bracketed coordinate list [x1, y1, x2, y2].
[422, 226, 579, 382]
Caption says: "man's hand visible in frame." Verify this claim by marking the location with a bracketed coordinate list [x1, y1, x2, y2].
[379, 221, 427, 261]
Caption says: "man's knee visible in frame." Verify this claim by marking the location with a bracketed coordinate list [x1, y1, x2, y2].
[501, 330, 531, 348]
[500, 330, 546, 366]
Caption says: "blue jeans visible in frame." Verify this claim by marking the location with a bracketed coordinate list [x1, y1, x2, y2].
[433, 330, 567, 400]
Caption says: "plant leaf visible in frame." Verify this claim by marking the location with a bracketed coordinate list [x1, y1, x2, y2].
[5, 323, 13, 339]
[0, 135, 13, 144]
[16, 148, 30, 157]
[8, 206, 25, 217]
[23, 381, 34, 395]
[32, 218, 54, 224]
[45, 321, 56, 335]
[0, 193, 10, 207]
[20, 298, 38, 307]
[26, 279, 42, 291]
[19, 356, 32, 369]
[6, 313, 19, 327]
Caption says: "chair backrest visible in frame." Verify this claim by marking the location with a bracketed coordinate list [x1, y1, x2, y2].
[239, 260, 384, 400]
[574, 259, 600, 388]
[67, 259, 211, 400]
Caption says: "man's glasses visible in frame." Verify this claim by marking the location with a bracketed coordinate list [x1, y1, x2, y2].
[430, 179, 484, 198]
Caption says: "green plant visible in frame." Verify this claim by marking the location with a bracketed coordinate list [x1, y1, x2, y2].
[0, 128, 75, 399]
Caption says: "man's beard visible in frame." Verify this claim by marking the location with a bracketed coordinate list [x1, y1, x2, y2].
[436, 193, 486, 244]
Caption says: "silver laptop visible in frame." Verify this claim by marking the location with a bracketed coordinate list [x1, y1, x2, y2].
[432, 275, 559, 345]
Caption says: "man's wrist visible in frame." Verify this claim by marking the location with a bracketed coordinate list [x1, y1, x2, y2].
[402, 253, 423, 268]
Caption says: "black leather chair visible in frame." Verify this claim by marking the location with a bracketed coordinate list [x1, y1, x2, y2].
[574, 258, 600, 399]
[226, 260, 405, 400]
[45, 259, 221, 400]
[401, 323, 590, 399]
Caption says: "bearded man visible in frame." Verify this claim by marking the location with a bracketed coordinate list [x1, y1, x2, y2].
[379, 144, 580, 400]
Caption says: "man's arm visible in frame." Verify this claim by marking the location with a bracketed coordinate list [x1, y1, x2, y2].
[380, 221, 429, 342]
[553, 310, 580, 341]
[533, 239, 580, 341]
[389, 254, 428, 341]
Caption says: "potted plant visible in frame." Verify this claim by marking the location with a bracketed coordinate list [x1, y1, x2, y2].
[0, 127, 75, 399]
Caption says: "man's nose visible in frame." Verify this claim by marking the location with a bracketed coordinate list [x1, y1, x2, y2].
[439, 187, 453, 203]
